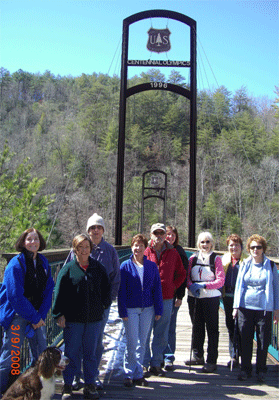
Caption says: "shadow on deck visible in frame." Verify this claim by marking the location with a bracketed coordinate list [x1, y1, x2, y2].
[54, 301, 279, 400]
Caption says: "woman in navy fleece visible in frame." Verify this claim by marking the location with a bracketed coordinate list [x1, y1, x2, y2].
[118, 234, 163, 388]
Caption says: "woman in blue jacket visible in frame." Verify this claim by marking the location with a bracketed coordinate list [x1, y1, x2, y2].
[118, 234, 163, 388]
[0, 228, 54, 394]
[233, 234, 279, 382]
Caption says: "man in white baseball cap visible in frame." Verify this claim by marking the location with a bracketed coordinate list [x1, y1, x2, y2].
[143, 222, 186, 377]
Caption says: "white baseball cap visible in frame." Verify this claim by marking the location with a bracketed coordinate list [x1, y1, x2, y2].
[150, 223, 166, 233]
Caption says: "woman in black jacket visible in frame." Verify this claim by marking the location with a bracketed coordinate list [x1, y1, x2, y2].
[52, 234, 111, 400]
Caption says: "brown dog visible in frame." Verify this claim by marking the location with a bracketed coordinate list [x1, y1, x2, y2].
[2, 347, 69, 400]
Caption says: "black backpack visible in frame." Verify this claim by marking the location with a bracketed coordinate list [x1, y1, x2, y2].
[191, 252, 217, 274]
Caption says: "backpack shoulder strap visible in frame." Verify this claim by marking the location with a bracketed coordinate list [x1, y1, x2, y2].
[209, 252, 217, 273]
[191, 253, 198, 268]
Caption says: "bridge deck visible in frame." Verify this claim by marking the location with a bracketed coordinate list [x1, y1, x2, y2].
[54, 300, 279, 399]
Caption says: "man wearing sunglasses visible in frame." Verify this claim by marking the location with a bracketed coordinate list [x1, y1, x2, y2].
[143, 223, 186, 377]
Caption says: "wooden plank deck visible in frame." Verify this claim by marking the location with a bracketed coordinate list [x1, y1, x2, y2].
[54, 300, 279, 399]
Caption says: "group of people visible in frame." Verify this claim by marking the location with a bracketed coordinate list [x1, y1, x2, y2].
[0, 217, 278, 399]
[185, 231, 279, 383]
[0, 213, 120, 400]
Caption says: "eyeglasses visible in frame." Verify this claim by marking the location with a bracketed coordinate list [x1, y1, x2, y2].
[153, 231, 165, 236]
[250, 245, 262, 250]
[201, 240, 210, 244]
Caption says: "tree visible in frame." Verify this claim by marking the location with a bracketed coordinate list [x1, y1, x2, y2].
[232, 86, 253, 114]
[1, 69, 279, 254]
[0, 144, 55, 252]
[167, 70, 187, 86]
[0, 68, 11, 104]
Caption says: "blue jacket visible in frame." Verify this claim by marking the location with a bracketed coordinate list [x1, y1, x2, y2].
[118, 255, 163, 319]
[0, 253, 54, 330]
[233, 255, 279, 312]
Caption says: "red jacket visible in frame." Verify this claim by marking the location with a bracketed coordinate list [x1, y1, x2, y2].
[144, 242, 186, 300]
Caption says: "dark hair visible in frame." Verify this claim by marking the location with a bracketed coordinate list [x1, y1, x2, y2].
[15, 228, 46, 252]
[226, 234, 243, 247]
[131, 234, 148, 248]
[166, 226, 179, 247]
[246, 234, 267, 253]
[72, 234, 93, 254]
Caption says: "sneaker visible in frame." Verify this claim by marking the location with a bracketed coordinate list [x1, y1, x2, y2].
[164, 360, 174, 371]
[133, 377, 148, 386]
[201, 363, 217, 373]
[143, 366, 151, 378]
[257, 372, 265, 383]
[83, 384, 100, 399]
[94, 378, 104, 390]
[238, 370, 251, 381]
[62, 384, 73, 400]
[124, 378, 134, 388]
[184, 356, 205, 366]
[149, 366, 165, 377]
[72, 376, 83, 391]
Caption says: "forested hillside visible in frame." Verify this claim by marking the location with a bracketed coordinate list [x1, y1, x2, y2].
[1, 67, 279, 256]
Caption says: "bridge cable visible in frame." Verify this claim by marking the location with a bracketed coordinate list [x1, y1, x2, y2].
[195, 27, 279, 244]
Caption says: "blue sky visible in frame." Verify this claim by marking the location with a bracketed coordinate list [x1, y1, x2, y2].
[1, 0, 278, 99]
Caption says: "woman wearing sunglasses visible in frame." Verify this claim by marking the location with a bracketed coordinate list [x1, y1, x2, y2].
[186, 232, 225, 373]
[233, 234, 279, 382]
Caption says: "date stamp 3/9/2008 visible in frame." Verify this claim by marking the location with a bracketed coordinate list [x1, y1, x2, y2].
[10, 325, 21, 375]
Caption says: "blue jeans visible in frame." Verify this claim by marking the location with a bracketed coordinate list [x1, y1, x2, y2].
[74, 307, 110, 381]
[123, 307, 154, 380]
[28, 325, 47, 365]
[0, 315, 46, 394]
[94, 306, 110, 380]
[164, 298, 180, 363]
[63, 321, 102, 386]
[144, 299, 173, 368]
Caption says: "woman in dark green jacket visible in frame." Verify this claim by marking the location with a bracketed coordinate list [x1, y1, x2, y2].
[52, 233, 111, 400]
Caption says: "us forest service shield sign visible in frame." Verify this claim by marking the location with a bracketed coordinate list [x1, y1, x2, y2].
[147, 28, 171, 53]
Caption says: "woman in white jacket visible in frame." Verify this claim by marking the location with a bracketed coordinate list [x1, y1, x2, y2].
[186, 232, 225, 373]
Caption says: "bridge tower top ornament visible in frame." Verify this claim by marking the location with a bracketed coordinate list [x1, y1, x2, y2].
[147, 28, 171, 53]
